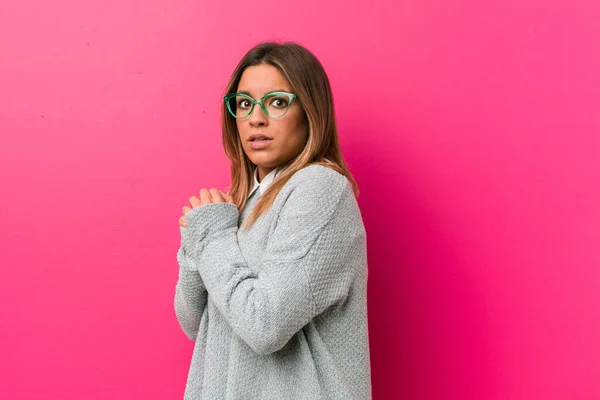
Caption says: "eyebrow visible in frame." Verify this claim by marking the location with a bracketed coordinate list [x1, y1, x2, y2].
[237, 89, 289, 97]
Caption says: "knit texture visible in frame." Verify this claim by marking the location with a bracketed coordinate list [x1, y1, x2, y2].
[174, 164, 372, 399]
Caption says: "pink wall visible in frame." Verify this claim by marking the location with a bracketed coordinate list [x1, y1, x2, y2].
[1, 0, 598, 398]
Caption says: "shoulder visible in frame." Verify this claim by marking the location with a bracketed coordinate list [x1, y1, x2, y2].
[292, 164, 345, 181]
[286, 164, 350, 197]
[277, 164, 353, 216]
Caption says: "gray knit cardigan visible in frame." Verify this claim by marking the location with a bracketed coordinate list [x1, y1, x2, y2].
[174, 164, 372, 399]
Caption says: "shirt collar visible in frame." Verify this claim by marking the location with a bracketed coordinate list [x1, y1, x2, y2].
[249, 167, 280, 198]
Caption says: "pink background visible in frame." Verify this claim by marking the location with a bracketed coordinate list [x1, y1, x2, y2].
[1, 0, 599, 398]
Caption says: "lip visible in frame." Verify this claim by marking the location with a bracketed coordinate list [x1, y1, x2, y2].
[248, 138, 273, 150]
[247, 134, 273, 150]
[248, 134, 273, 141]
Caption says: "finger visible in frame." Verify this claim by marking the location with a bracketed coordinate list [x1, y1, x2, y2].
[209, 188, 225, 203]
[182, 205, 192, 215]
[224, 192, 234, 204]
[199, 189, 212, 206]
[178, 215, 187, 227]
[189, 195, 201, 208]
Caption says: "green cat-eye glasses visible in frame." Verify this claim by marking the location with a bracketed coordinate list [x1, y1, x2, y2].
[224, 91, 297, 119]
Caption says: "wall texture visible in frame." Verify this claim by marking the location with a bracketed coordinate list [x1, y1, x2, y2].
[1, 0, 598, 398]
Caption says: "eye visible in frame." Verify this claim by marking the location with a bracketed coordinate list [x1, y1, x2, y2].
[236, 98, 252, 109]
[269, 96, 289, 108]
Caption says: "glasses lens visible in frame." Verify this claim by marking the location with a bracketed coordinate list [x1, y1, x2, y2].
[262, 93, 292, 118]
[227, 95, 253, 118]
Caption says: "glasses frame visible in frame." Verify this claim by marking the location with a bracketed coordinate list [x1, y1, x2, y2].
[224, 91, 297, 119]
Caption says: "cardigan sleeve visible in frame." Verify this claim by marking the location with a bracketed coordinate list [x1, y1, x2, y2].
[173, 227, 208, 341]
[180, 175, 364, 355]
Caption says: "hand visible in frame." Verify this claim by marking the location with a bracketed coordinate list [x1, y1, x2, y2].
[179, 188, 235, 228]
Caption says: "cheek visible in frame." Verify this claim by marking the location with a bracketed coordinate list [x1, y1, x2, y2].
[276, 123, 299, 145]
[284, 113, 308, 139]
[294, 120, 309, 145]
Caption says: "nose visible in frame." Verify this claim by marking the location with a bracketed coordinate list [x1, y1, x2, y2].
[248, 104, 268, 127]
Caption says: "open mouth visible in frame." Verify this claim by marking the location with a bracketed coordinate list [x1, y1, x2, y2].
[248, 137, 273, 149]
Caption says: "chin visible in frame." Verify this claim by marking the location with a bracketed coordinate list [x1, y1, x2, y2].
[247, 155, 277, 167]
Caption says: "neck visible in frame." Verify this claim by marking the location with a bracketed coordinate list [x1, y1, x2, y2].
[257, 166, 276, 182]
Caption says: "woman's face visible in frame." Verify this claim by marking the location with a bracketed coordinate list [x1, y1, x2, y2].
[236, 64, 308, 181]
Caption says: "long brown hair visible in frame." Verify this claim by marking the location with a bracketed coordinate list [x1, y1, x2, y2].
[221, 41, 359, 230]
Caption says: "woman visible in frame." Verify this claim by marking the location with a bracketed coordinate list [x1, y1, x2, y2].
[174, 41, 372, 399]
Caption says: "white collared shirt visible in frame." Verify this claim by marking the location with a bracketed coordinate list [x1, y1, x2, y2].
[249, 167, 281, 198]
